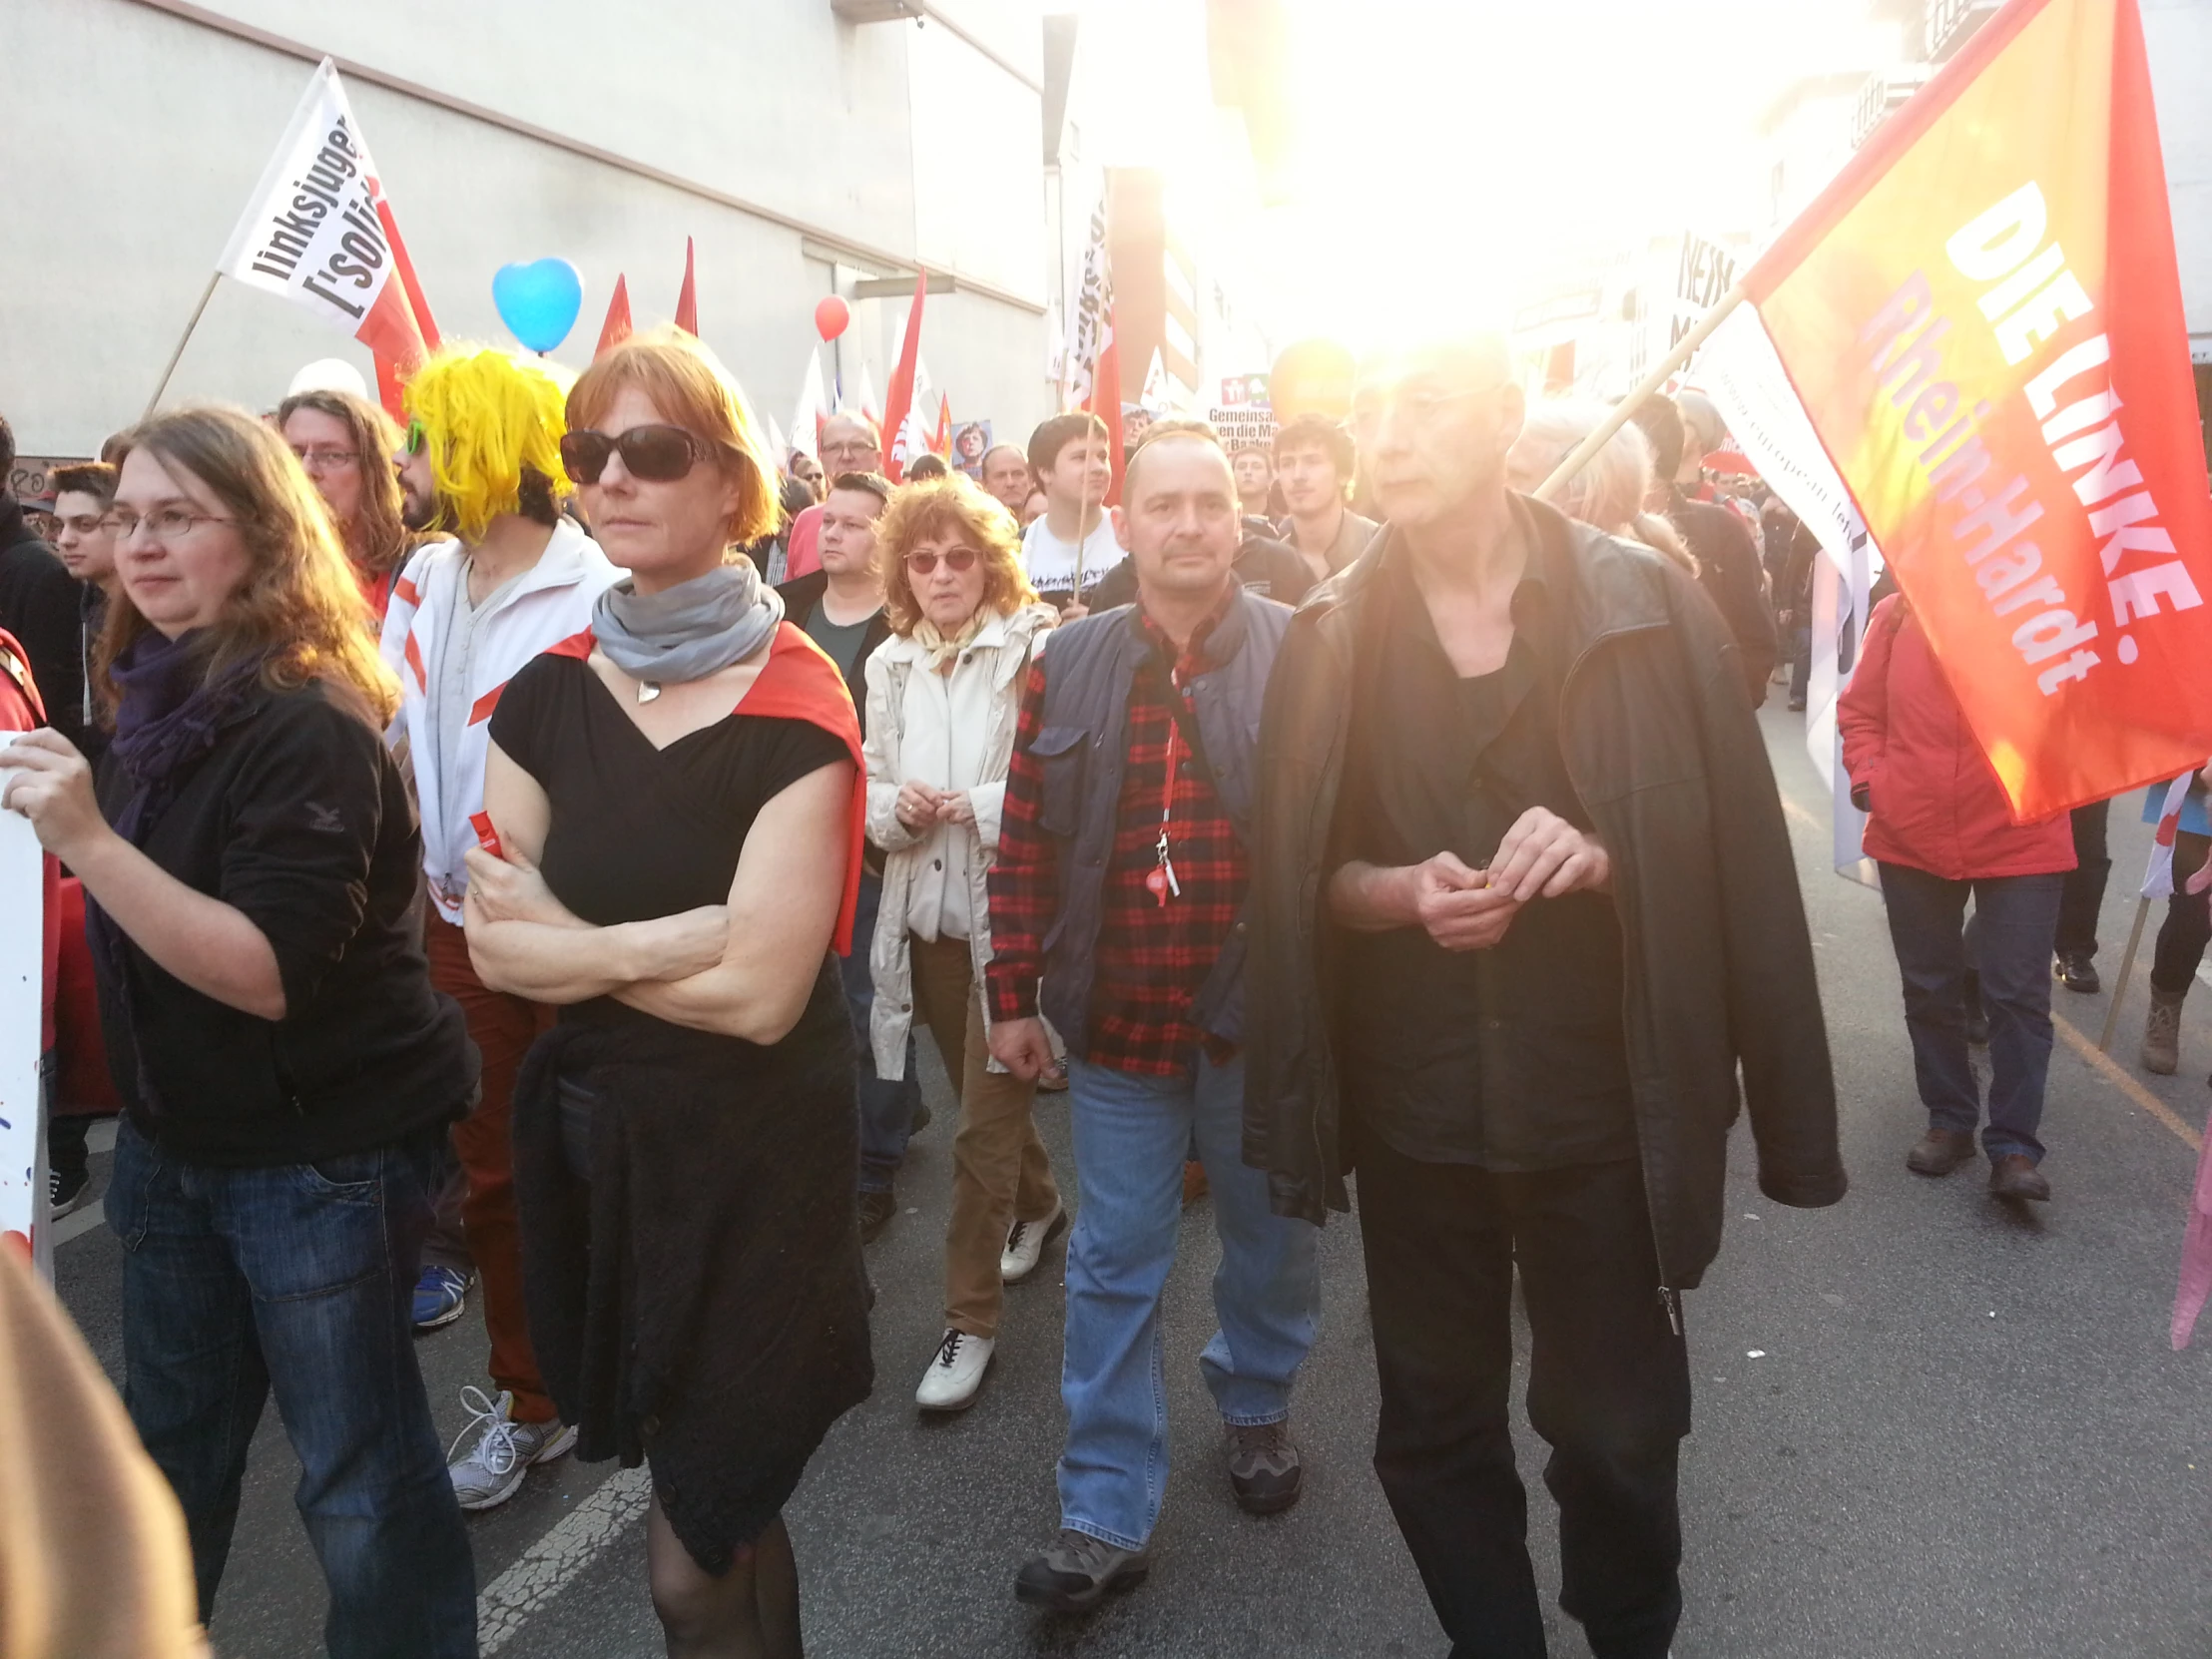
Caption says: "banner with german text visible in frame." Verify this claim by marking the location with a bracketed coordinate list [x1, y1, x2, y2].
[218, 59, 431, 411]
[1741, 0, 2212, 822]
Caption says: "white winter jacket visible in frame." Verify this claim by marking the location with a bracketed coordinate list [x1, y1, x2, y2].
[863, 602, 1056, 1078]
[379, 519, 622, 922]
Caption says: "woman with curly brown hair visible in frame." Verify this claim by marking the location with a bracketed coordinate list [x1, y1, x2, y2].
[276, 386, 413, 619]
[862, 473, 1064, 1412]
[0, 404, 479, 1657]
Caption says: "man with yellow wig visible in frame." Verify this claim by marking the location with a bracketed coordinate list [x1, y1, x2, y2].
[380, 344, 621, 1511]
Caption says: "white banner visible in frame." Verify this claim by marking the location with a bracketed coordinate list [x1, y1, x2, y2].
[218, 58, 424, 366]
[1063, 197, 1112, 411]
[0, 792, 46, 1273]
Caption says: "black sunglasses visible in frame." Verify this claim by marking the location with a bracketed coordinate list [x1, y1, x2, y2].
[559, 424, 720, 485]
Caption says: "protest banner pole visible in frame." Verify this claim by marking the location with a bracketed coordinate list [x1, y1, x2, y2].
[2099, 895, 2153, 1052]
[143, 272, 222, 421]
[1533, 280, 1747, 503]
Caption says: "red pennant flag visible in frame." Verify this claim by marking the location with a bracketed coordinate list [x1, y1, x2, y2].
[1085, 301, 1125, 509]
[596, 274, 635, 359]
[675, 238, 699, 336]
[1737, 0, 2212, 821]
[880, 270, 928, 483]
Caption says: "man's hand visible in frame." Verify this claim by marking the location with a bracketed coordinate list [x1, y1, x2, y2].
[1059, 601, 1090, 622]
[1408, 851, 1522, 952]
[1486, 808, 1611, 903]
[894, 780, 945, 831]
[989, 1015, 1055, 1081]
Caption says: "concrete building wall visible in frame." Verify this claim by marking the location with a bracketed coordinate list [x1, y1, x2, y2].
[0, 0, 1055, 460]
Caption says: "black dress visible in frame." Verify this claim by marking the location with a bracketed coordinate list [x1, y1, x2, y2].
[492, 651, 874, 1573]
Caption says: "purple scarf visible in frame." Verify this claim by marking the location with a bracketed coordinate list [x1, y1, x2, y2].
[90, 629, 269, 1115]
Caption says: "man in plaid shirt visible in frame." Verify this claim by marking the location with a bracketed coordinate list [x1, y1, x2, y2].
[986, 422, 1322, 1613]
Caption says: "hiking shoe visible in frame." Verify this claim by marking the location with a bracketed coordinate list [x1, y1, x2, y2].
[1906, 1127, 1977, 1177]
[49, 1165, 92, 1220]
[915, 1329, 994, 1411]
[1013, 1528, 1150, 1611]
[2054, 949, 2100, 994]
[1225, 1418, 1303, 1515]
[411, 1265, 472, 1333]
[1989, 1154, 2051, 1202]
[1000, 1201, 1066, 1284]
[858, 1188, 897, 1244]
[2143, 986, 2186, 1075]
[447, 1386, 576, 1510]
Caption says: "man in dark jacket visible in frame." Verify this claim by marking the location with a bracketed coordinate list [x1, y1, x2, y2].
[987, 426, 1320, 1612]
[1631, 394, 1778, 704]
[1246, 333, 1845, 1659]
[0, 415, 89, 755]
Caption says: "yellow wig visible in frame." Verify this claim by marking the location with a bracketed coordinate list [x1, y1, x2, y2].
[402, 344, 573, 545]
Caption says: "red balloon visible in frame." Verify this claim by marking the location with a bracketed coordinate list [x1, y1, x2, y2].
[815, 295, 850, 341]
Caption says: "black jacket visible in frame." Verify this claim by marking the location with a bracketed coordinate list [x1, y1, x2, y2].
[775, 569, 891, 731]
[93, 679, 474, 1165]
[0, 497, 88, 753]
[1244, 497, 1844, 1292]
[1670, 486, 1777, 705]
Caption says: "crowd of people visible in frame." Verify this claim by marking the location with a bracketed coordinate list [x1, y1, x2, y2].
[0, 312, 2192, 1659]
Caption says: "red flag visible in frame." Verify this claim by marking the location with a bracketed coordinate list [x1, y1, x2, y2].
[675, 238, 699, 336]
[880, 270, 928, 483]
[596, 275, 634, 359]
[1736, 0, 2212, 821]
[1085, 301, 1125, 508]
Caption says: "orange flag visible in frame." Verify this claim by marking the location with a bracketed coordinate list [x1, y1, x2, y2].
[1741, 0, 2212, 821]
[675, 238, 698, 336]
[596, 274, 634, 358]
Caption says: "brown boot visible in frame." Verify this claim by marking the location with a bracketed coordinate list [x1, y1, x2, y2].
[1906, 1127, 1977, 1177]
[1989, 1154, 2051, 1201]
[2142, 985, 2186, 1075]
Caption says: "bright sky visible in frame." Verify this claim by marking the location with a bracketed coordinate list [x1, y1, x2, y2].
[1074, 0, 1902, 354]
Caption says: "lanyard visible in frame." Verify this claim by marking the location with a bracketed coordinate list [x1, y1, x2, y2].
[1145, 666, 1187, 907]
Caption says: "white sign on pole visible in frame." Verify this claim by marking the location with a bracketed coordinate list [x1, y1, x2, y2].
[0, 798, 47, 1275]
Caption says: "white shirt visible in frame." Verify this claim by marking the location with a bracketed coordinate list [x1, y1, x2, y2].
[898, 652, 995, 941]
[1021, 512, 1126, 608]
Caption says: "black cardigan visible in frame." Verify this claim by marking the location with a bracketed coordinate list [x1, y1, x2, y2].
[93, 678, 474, 1165]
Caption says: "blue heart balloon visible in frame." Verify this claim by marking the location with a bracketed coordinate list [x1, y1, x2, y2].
[491, 258, 584, 354]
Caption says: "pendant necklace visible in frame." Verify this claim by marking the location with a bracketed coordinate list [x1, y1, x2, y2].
[636, 679, 662, 705]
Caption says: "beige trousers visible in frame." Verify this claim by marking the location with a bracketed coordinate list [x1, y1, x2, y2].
[908, 935, 1060, 1338]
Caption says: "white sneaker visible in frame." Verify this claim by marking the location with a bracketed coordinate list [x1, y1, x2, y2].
[915, 1329, 994, 1411]
[999, 1200, 1066, 1284]
[447, 1385, 577, 1510]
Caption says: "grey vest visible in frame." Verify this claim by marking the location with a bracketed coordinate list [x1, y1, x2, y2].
[1027, 589, 1291, 1054]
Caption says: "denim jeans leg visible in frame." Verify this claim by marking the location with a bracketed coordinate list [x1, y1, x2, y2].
[1971, 872, 2064, 1163]
[107, 1119, 273, 1624]
[1188, 1052, 1320, 1425]
[1057, 1057, 1192, 1550]
[1878, 861, 1982, 1137]
[232, 1133, 478, 1659]
[850, 872, 922, 1193]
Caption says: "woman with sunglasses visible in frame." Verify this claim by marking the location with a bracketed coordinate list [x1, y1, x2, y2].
[861, 474, 1064, 1412]
[463, 328, 870, 1658]
[1, 405, 480, 1656]
[276, 387, 412, 619]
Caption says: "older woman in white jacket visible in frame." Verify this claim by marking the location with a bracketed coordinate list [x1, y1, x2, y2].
[862, 474, 1063, 1412]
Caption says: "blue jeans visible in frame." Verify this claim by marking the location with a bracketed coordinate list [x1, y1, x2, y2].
[104, 1118, 477, 1658]
[849, 872, 924, 1193]
[1058, 1051, 1321, 1549]
[1879, 862, 2064, 1162]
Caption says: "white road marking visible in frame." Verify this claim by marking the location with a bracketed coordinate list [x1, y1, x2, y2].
[476, 1465, 653, 1653]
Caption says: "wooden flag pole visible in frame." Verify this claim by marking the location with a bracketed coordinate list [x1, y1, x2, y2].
[142, 272, 222, 421]
[2099, 895, 2153, 1052]
[1533, 279, 1750, 503]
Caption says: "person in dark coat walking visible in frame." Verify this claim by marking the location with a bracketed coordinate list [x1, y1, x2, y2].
[0, 413, 90, 754]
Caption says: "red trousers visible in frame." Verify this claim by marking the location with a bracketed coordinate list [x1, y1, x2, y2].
[425, 915, 558, 1423]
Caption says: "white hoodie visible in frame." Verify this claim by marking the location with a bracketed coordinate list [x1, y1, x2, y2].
[379, 517, 622, 923]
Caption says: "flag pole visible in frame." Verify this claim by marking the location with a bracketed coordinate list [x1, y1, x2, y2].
[2098, 895, 2152, 1052]
[143, 272, 222, 420]
[1534, 279, 1749, 503]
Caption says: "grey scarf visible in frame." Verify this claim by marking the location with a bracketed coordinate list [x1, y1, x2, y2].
[591, 561, 784, 687]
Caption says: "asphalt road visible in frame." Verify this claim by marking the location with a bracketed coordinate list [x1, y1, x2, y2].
[49, 702, 2212, 1657]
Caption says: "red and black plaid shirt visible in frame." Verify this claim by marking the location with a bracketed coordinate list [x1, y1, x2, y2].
[985, 599, 1250, 1076]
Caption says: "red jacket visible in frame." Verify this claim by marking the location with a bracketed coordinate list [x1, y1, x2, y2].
[1839, 595, 2074, 881]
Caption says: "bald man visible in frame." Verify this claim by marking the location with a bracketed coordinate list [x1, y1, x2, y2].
[783, 412, 883, 580]
[1245, 333, 1845, 1659]
[979, 443, 1033, 517]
